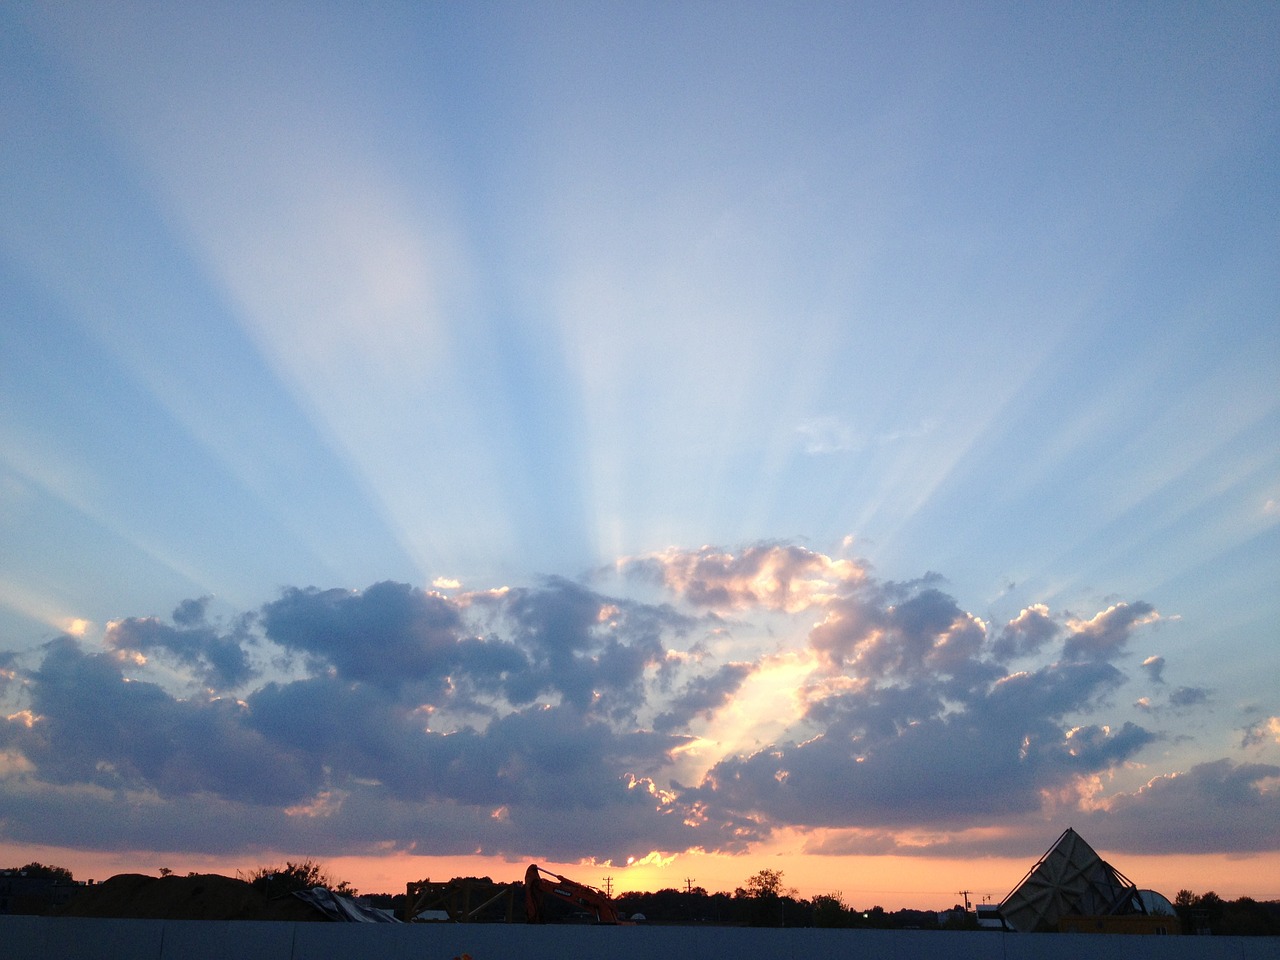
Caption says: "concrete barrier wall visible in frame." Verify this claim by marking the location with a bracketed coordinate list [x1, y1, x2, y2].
[4, 916, 1279, 960]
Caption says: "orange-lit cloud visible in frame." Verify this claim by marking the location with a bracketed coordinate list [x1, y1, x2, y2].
[624, 543, 866, 613]
[0, 543, 1269, 903]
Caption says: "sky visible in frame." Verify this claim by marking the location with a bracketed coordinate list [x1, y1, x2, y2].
[1, 0, 1278, 909]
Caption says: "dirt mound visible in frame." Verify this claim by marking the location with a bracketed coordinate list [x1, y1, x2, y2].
[54, 873, 325, 921]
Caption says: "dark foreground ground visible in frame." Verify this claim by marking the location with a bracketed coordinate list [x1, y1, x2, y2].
[4, 916, 1280, 960]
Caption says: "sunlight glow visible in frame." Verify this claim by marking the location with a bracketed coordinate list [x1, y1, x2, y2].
[0, 749, 35, 776]
[689, 650, 819, 779]
[5, 710, 37, 729]
[0, 576, 95, 635]
[283, 791, 343, 819]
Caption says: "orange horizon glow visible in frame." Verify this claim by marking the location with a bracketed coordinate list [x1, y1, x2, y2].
[5, 840, 1278, 911]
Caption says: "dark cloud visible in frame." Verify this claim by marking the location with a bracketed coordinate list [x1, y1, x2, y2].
[172, 596, 210, 627]
[243, 675, 430, 797]
[245, 675, 685, 814]
[686, 659, 1152, 834]
[1141, 655, 1166, 684]
[106, 612, 255, 690]
[1241, 717, 1280, 749]
[809, 828, 1030, 859]
[260, 581, 492, 697]
[483, 577, 684, 719]
[778, 756, 1280, 864]
[0, 549, 1265, 865]
[440, 704, 684, 813]
[804, 682, 943, 741]
[0, 634, 698, 862]
[993, 604, 1061, 661]
[977, 660, 1129, 723]
[0, 770, 710, 865]
[677, 566, 1157, 841]
[0, 580, 704, 864]
[1078, 760, 1280, 854]
[799, 826, 1067, 860]
[653, 662, 755, 733]
[2, 637, 313, 805]
[810, 587, 989, 684]
[1062, 601, 1157, 662]
[1168, 685, 1211, 708]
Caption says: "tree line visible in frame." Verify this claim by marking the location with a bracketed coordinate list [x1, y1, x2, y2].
[1174, 890, 1280, 937]
[613, 876, 1280, 934]
[7, 862, 1279, 934]
[1, 862, 75, 882]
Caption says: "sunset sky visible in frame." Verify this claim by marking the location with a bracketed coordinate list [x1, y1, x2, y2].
[2, 1, 1278, 908]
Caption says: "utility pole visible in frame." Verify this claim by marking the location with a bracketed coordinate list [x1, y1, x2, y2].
[685, 878, 694, 895]
[958, 890, 973, 911]
[604, 876, 613, 898]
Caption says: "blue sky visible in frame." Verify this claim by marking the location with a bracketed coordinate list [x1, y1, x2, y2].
[1, 2, 1278, 901]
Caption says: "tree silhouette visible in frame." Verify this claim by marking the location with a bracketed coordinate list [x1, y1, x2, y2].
[812, 893, 850, 928]
[743, 868, 797, 899]
[244, 859, 356, 898]
[738, 868, 798, 926]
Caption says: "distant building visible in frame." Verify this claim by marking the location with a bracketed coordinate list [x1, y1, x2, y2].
[996, 828, 1178, 935]
[0, 871, 85, 915]
[975, 904, 1006, 929]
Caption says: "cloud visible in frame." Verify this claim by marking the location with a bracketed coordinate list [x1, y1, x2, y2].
[0, 544, 1267, 865]
[1141, 654, 1166, 684]
[642, 550, 1167, 848]
[810, 587, 991, 685]
[3, 637, 314, 806]
[799, 756, 1280, 860]
[686, 659, 1150, 834]
[106, 603, 255, 691]
[477, 576, 689, 719]
[623, 543, 866, 613]
[246, 676, 686, 823]
[794, 417, 937, 455]
[802, 763, 1280, 860]
[260, 581, 484, 696]
[1241, 717, 1280, 748]
[1078, 760, 1280, 854]
[1062, 602, 1159, 662]
[653, 662, 755, 733]
[0, 577, 706, 863]
[796, 417, 857, 454]
[993, 604, 1061, 661]
[1168, 685, 1211, 708]
[0, 636, 697, 862]
[171, 597, 210, 627]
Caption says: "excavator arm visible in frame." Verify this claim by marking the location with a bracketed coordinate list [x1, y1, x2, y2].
[524, 864, 629, 924]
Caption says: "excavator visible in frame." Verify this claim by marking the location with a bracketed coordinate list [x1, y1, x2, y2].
[523, 864, 632, 924]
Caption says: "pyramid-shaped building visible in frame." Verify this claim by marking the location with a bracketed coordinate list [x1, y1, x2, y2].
[998, 828, 1147, 933]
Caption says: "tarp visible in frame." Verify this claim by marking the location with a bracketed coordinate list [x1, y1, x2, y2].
[998, 828, 1144, 933]
[292, 887, 401, 923]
